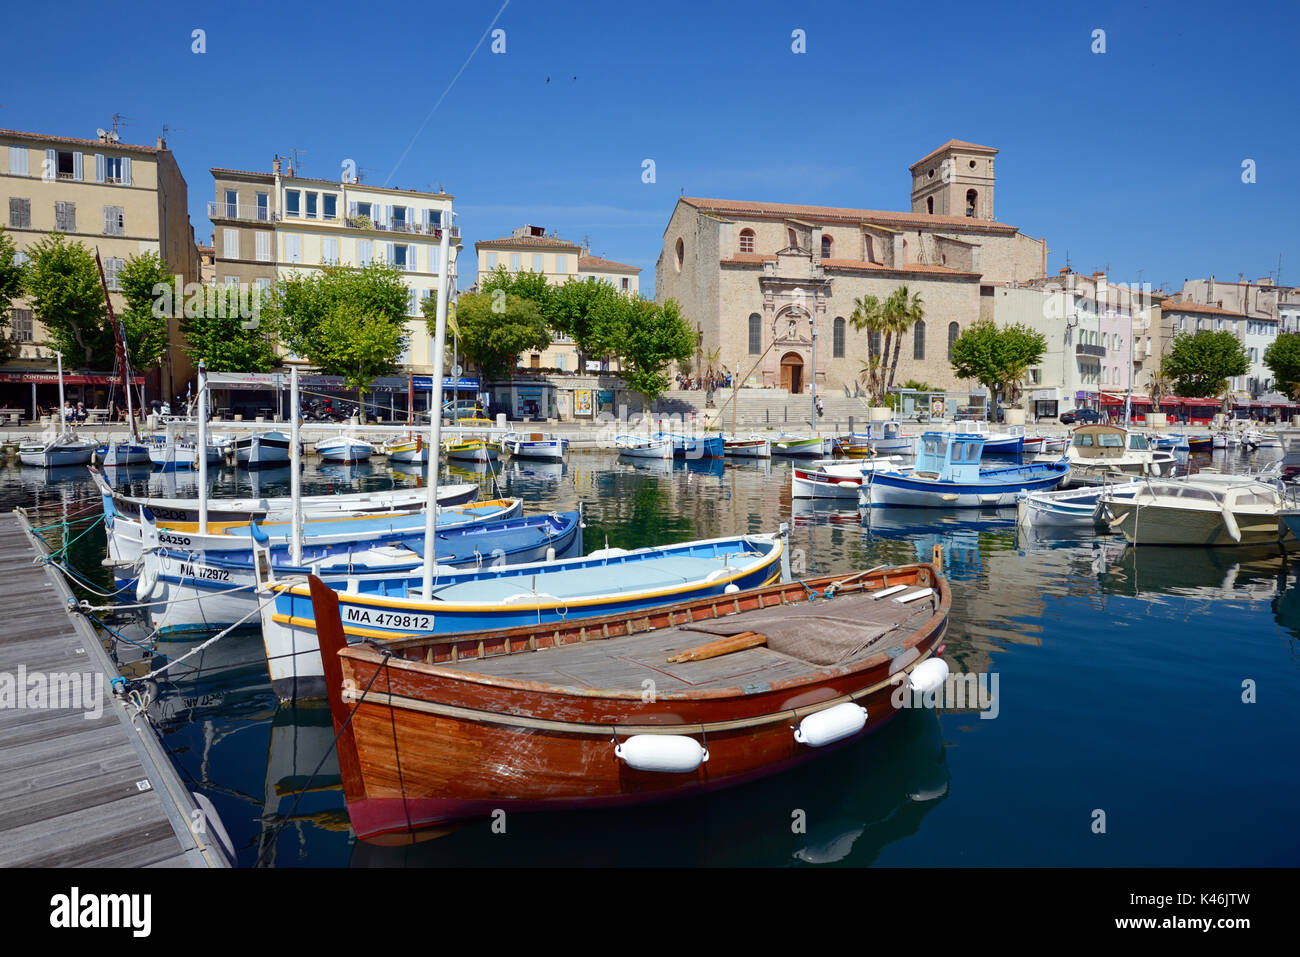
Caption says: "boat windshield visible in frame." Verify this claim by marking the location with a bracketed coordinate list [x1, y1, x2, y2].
[1074, 434, 1094, 448]
[1128, 434, 1149, 450]
[1097, 433, 1123, 448]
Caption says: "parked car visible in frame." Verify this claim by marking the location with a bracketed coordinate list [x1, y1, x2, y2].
[1059, 409, 1102, 425]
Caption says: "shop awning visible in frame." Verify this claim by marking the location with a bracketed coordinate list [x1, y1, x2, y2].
[0, 370, 144, 386]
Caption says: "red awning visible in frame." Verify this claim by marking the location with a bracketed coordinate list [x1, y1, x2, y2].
[0, 371, 144, 386]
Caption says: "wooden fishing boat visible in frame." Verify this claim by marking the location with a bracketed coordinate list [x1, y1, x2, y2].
[614, 434, 673, 459]
[257, 530, 787, 701]
[138, 509, 583, 637]
[315, 435, 374, 463]
[836, 421, 914, 457]
[1016, 479, 1140, 528]
[858, 432, 1069, 508]
[442, 435, 498, 463]
[790, 458, 911, 499]
[96, 440, 153, 467]
[722, 435, 771, 458]
[771, 434, 830, 457]
[103, 496, 522, 566]
[381, 436, 428, 465]
[306, 559, 950, 842]
[20, 432, 98, 468]
[232, 430, 293, 468]
[500, 431, 568, 462]
[655, 432, 725, 459]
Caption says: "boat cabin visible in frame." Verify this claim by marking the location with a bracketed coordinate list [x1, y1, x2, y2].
[914, 431, 985, 480]
[1070, 424, 1129, 459]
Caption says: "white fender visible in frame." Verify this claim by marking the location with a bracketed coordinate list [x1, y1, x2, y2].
[907, 657, 950, 695]
[794, 702, 868, 748]
[1220, 493, 1242, 543]
[614, 735, 708, 773]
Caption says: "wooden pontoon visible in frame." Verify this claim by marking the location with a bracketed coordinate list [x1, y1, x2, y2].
[307, 563, 951, 844]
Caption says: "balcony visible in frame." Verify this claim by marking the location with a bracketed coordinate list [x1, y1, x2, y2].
[209, 201, 276, 223]
[1075, 342, 1106, 358]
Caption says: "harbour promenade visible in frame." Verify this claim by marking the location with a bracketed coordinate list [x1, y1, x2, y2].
[0, 512, 229, 867]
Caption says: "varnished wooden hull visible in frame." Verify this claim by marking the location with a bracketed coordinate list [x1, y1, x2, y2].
[309, 566, 949, 842]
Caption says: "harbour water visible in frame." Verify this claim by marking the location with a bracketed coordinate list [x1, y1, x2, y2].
[4, 447, 1298, 867]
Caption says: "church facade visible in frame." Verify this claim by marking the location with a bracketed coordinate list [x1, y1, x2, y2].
[655, 141, 1047, 396]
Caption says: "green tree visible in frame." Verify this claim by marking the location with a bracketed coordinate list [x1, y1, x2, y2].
[1161, 330, 1249, 398]
[0, 227, 26, 361]
[618, 297, 695, 404]
[1263, 332, 1300, 397]
[264, 263, 409, 391]
[116, 251, 172, 370]
[480, 266, 553, 314]
[547, 277, 623, 367]
[179, 286, 279, 372]
[884, 286, 924, 390]
[850, 294, 888, 404]
[22, 232, 110, 366]
[948, 318, 1048, 406]
[447, 291, 550, 379]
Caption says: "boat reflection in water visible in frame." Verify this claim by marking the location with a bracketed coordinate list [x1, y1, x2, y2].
[1096, 541, 1286, 601]
[862, 506, 1019, 583]
[347, 707, 950, 868]
[499, 459, 567, 482]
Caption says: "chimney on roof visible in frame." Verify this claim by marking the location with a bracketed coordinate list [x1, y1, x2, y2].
[156, 136, 166, 150]
[273, 156, 282, 176]
[1058, 266, 1070, 275]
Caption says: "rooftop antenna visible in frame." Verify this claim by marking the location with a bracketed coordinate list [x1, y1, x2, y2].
[161, 122, 185, 144]
[110, 113, 130, 138]
[356, 166, 377, 182]
[285, 148, 307, 175]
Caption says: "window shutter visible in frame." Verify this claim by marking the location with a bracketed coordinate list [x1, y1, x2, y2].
[8, 147, 27, 176]
[44, 148, 55, 181]
[349, 201, 358, 217]
[72, 152, 83, 181]
[385, 242, 394, 265]
[430, 245, 440, 273]
[407, 206, 416, 229]
[95, 153, 105, 183]
[121, 156, 131, 186]
[358, 239, 372, 266]
[104, 206, 112, 233]
[407, 244, 417, 271]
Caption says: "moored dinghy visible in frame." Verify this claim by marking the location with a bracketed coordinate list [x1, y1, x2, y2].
[303, 560, 949, 841]
[771, 434, 831, 457]
[723, 435, 771, 458]
[791, 458, 911, 499]
[500, 430, 568, 462]
[614, 434, 673, 459]
[314, 434, 374, 463]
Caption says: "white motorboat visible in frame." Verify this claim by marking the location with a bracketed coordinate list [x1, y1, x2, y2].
[97, 440, 153, 466]
[1038, 424, 1177, 486]
[1100, 473, 1286, 546]
[614, 434, 673, 459]
[314, 435, 374, 463]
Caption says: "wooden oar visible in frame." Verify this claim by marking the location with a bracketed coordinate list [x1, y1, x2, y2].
[668, 632, 766, 663]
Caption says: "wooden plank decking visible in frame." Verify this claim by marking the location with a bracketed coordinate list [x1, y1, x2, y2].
[0, 513, 229, 867]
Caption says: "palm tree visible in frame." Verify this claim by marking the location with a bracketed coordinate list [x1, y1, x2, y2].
[849, 294, 887, 404]
[885, 287, 924, 391]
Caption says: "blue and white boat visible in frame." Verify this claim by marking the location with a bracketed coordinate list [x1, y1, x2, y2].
[256, 527, 789, 700]
[137, 509, 584, 637]
[1016, 479, 1141, 528]
[654, 432, 724, 459]
[97, 440, 153, 467]
[858, 432, 1069, 508]
[314, 434, 374, 463]
[946, 420, 1026, 455]
[500, 431, 569, 462]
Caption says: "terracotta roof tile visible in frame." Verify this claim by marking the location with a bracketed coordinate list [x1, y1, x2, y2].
[682, 197, 1018, 232]
[210, 167, 274, 180]
[908, 139, 998, 170]
[0, 127, 157, 154]
[1163, 299, 1251, 318]
[578, 255, 641, 273]
[476, 235, 582, 250]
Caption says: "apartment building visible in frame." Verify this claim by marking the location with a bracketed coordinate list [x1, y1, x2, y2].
[474, 225, 641, 371]
[0, 126, 199, 406]
[207, 157, 461, 372]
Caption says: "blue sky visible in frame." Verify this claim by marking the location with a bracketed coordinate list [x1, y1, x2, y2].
[3, 0, 1297, 294]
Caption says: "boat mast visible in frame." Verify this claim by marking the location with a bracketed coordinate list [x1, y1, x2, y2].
[290, 365, 302, 565]
[421, 209, 454, 600]
[56, 349, 66, 432]
[197, 361, 208, 534]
